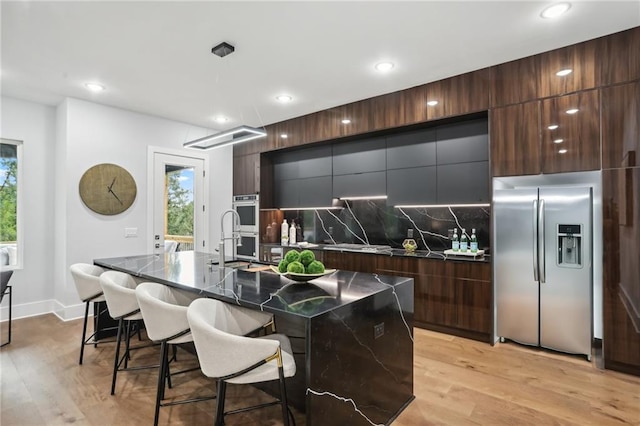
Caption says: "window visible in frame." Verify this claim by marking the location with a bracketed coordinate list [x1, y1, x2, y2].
[0, 139, 22, 269]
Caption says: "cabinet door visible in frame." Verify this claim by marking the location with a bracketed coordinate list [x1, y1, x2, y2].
[424, 275, 457, 327]
[437, 162, 490, 204]
[333, 137, 386, 175]
[298, 176, 333, 208]
[274, 179, 299, 208]
[537, 40, 598, 98]
[387, 166, 437, 206]
[490, 102, 541, 177]
[436, 119, 489, 165]
[333, 171, 386, 198]
[455, 280, 491, 334]
[233, 153, 259, 195]
[386, 129, 436, 170]
[541, 90, 600, 174]
[602, 81, 640, 170]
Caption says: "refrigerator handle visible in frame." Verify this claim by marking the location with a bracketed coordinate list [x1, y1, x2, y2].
[538, 199, 546, 283]
[533, 199, 539, 282]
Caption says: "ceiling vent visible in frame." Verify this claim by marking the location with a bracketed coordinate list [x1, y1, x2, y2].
[211, 42, 235, 58]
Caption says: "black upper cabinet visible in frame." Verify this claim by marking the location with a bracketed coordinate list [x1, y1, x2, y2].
[333, 137, 386, 175]
[387, 129, 436, 169]
[299, 176, 333, 207]
[275, 179, 299, 208]
[436, 119, 489, 165]
[437, 161, 490, 203]
[387, 166, 437, 206]
[274, 145, 332, 180]
[333, 171, 386, 198]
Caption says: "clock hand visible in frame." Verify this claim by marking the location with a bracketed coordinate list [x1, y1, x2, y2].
[107, 187, 124, 205]
[107, 177, 116, 192]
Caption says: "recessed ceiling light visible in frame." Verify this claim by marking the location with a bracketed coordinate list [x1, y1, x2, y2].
[556, 69, 573, 76]
[548, 124, 559, 130]
[276, 95, 293, 102]
[540, 2, 571, 19]
[566, 108, 579, 114]
[426, 100, 439, 106]
[375, 62, 394, 72]
[214, 116, 229, 123]
[341, 119, 351, 124]
[553, 138, 564, 144]
[558, 149, 568, 154]
[85, 83, 105, 92]
[280, 134, 288, 138]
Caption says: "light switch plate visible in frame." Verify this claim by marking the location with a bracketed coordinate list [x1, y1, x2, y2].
[124, 227, 138, 238]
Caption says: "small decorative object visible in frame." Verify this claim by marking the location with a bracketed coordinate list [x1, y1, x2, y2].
[79, 163, 137, 215]
[269, 265, 337, 282]
[402, 238, 417, 253]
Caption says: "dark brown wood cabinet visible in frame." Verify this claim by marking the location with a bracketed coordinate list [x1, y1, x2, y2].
[323, 251, 377, 274]
[597, 27, 640, 87]
[602, 168, 640, 376]
[537, 39, 599, 98]
[233, 153, 260, 195]
[540, 89, 600, 174]
[490, 56, 539, 107]
[490, 101, 541, 177]
[425, 70, 491, 121]
[602, 80, 640, 170]
[376, 255, 492, 342]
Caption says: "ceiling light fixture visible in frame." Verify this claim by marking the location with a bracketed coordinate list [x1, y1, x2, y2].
[183, 125, 266, 150]
[214, 116, 229, 123]
[558, 149, 568, 154]
[280, 134, 288, 138]
[375, 62, 394, 72]
[566, 108, 579, 114]
[341, 119, 351, 124]
[426, 100, 439, 106]
[85, 83, 105, 92]
[553, 138, 564, 144]
[211, 41, 235, 58]
[548, 124, 559, 130]
[540, 2, 571, 19]
[556, 69, 573, 76]
[276, 95, 293, 102]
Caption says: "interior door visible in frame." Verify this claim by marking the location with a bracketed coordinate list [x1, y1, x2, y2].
[152, 153, 206, 254]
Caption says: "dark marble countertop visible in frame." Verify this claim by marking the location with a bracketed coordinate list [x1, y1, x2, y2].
[94, 251, 413, 319]
[262, 243, 491, 263]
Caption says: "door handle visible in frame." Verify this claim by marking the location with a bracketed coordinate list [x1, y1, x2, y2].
[533, 199, 538, 282]
[538, 199, 546, 284]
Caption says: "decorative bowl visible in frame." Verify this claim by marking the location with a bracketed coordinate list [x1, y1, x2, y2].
[269, 265, 337, 282]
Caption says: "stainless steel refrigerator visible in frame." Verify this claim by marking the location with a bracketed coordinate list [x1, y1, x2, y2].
[494, 186, 593, 359]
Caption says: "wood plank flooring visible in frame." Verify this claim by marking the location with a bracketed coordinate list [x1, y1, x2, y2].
[2, 314, 639, 425]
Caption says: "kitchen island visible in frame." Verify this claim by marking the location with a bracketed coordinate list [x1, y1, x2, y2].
[94, 251, 414, 426]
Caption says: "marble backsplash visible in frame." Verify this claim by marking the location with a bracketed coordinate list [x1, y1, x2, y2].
[282, 200, 490, 253]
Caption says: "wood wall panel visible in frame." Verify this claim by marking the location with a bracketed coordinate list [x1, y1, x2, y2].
[426, 70, 491, 120]
[537, 39, 599, 98]
[598, 26, 640, 86]
[490, 101, 541, 176]
[233, 153, 259, 195]
[490, 56, 539, 107]
[602, 168, 640, 376]
[540, 89, 600, 174]
[602, 80, 640, 169]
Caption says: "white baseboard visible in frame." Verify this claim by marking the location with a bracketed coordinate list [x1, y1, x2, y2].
[0, 299, 88, 322]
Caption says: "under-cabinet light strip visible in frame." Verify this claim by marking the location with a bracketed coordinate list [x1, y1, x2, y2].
[394, 203, 490, 208]
[279, 207, 344, 211]
[340, 195, 388, 200]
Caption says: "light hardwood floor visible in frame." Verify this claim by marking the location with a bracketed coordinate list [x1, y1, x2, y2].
[1, 314, 639, 425]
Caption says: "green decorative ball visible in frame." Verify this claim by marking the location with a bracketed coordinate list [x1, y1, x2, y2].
[286, 261, 305, 274]
[306, 260, 325, 274]
[299, 250, 315, 266]
[278, 259, 290, 273]
[284, 249, 300, 263]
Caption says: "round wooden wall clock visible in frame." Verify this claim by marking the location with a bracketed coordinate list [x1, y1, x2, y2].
[79, 163, 137, 215]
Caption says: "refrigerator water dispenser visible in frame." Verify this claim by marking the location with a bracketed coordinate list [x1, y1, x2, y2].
[557, 224, 582, 268]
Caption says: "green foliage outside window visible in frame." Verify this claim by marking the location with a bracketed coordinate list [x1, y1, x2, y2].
[166, 171, 193, 236]
[0, 146, 18, 243]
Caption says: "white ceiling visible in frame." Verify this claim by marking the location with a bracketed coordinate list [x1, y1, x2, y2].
[2, 1, 639, 134]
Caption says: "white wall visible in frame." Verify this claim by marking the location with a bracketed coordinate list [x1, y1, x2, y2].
[1, 96, 233, 321]
[1, 97, 57, 320]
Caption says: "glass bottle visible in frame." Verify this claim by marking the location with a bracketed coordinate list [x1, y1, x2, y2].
[281, 219, 289, 246]
[289, 221, 297, 245]
[470, 228, 478, 253]
[460, 228, 468, 252]
[452, 229, 459, 252]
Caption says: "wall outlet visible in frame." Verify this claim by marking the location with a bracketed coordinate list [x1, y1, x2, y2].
[124, 227, 138, 238]
[407, 228, 414, 238]
[374, 322, 384, 339]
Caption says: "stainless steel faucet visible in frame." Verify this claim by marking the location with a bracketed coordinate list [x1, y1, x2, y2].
[219, 209, 242, 269]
